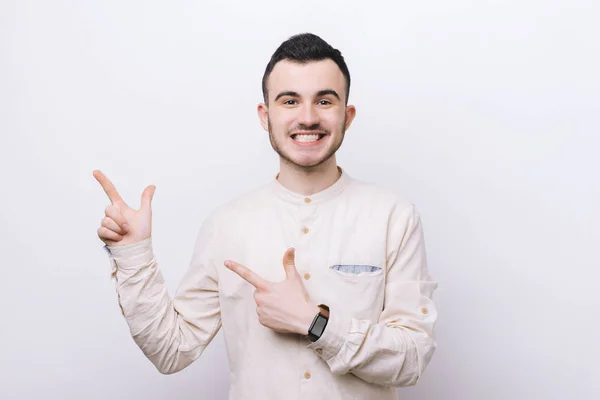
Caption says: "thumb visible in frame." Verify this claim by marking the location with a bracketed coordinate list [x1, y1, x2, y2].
[282, 247, 297, 279]
[141, 185, 156, 211]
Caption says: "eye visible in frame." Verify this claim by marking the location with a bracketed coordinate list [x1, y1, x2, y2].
[283, 99, 297, 105]
[318, 99, 332, 105]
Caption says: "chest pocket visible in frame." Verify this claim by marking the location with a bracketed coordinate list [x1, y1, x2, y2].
[325, 264, 385, 320]
[330, 264, 382, 275]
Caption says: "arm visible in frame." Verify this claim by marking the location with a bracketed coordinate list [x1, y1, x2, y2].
[307, 204, 438, 387]
[105, 214, 221, 374]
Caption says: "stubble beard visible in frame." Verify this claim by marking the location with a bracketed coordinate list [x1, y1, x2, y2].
[267, 116, 347, 170]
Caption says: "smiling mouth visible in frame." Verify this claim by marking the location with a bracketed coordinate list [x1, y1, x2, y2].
[291, 133, 327, 143]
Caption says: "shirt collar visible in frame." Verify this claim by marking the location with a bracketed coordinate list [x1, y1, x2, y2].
[270, 166, 350, 205]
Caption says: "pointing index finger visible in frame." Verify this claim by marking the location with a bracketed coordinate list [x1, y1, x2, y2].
[93, 170, 125, 205]
[224, 260, 269, 291]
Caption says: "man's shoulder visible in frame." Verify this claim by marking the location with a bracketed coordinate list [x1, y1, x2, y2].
[204, 174, 420, 222]
[347, 175, 416, 215]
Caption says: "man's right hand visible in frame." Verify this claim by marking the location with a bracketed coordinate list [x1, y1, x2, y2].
[93, 170, 156, 247]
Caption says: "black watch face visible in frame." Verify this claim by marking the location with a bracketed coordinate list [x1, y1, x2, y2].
[313, 315, 327, 335]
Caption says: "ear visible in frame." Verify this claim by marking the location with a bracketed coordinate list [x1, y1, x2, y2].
[344, 104, 357, 132]
[257, 103, 269, 132]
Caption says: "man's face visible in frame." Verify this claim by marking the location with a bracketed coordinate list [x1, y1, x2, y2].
[258, 59, 356, 169]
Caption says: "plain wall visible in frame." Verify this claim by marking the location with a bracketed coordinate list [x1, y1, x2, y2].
[1, 0, 598, 398]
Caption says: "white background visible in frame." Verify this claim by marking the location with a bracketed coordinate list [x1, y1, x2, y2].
[1, 1, 599, 399]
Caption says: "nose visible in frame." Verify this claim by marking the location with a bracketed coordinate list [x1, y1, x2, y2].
[297, 103, 319, 127]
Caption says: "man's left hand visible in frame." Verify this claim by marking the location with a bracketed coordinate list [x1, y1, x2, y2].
[224, 248, 319, 335]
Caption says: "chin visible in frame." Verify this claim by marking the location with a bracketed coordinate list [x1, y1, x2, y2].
[292, 156, 332, 169]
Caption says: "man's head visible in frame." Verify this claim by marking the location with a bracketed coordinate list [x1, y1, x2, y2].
[258, 33, 356, 170]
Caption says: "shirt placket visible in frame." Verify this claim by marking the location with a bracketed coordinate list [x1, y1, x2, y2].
[296, 196, 320, 398]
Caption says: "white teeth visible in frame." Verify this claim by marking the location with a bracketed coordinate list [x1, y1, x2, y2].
[294, 134, 320, 143]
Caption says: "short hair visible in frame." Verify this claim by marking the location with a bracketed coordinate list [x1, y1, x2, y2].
[262, 33, 351, 104]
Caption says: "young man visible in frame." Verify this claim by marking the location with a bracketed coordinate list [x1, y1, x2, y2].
[94, 33, 438, 400]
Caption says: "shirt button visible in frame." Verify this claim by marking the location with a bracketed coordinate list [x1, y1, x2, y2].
[304, 197, 312, 204]
[302, 227, 310, 234]
[304, 371, 311, 379]
[421, 307, 429, 314]
[315, 348, 322, 355]
[303, 272, 311, 280]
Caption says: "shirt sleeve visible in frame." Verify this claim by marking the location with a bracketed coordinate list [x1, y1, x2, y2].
[306, 203, 439, 387]
[105, 213, 222, 374]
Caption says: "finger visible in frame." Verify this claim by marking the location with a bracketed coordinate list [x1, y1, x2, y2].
[97, 227, 123, 242]
[224, 260, 269, 290]
[93, 170, 125, 206]
[105, 205, 129, 233]
[282, 247, 297, 279]
[140, 185, 156, 212]
[101, 216, 125, 235]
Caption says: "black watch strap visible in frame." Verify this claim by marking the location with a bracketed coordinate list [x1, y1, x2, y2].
[307, 304, 329, 342]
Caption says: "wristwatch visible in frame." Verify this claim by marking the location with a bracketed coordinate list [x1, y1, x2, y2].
[307, 304, 329, 342]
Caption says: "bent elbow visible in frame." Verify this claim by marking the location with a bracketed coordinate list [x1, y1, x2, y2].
[152, 356, 187, 375]
[155, 362, 185, 375]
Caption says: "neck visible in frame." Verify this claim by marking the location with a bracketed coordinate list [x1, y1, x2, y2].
[276, 156, 341, 196]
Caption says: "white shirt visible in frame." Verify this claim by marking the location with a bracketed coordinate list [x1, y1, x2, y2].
[105, 167, 439, 400]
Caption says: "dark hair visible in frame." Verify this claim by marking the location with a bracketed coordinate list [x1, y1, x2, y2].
[262, 33, 351, 104]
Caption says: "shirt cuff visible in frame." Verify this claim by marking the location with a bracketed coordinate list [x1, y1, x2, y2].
[104, 237, 154, 272]
[306, 304, 352, 362]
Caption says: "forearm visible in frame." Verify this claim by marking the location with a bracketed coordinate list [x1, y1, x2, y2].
[307, 304, 435, 387]
[107, 238, 216, 374]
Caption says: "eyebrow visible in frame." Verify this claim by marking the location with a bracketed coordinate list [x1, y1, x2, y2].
[273, 89, 341, 102]
[316, 89, 340, 100]
[274, 91, 299, 101]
